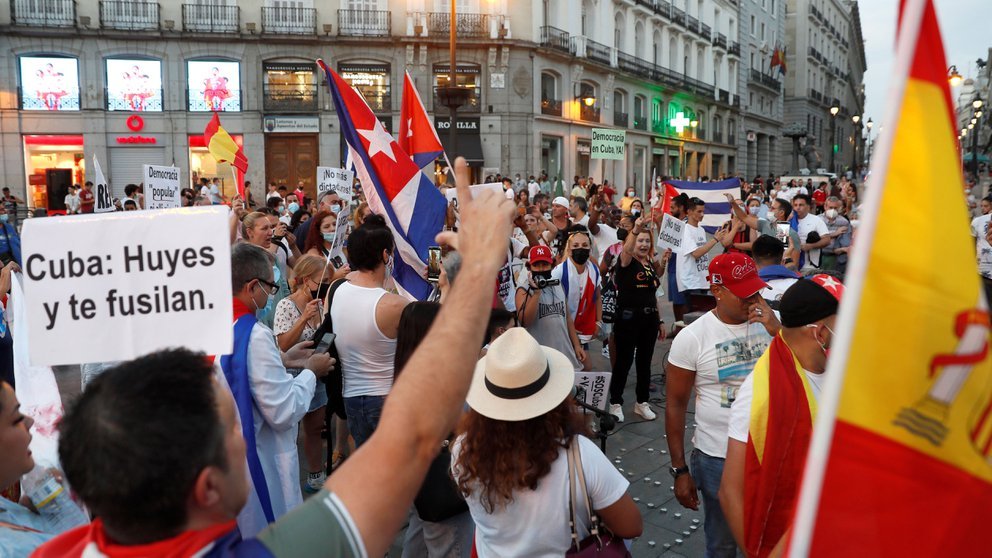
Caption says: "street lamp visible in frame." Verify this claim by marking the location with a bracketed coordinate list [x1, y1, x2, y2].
[948, 65, 964, 87]
[970, 95, 984, 175]
[851, 115, 861, 171]
[436, 0, 470, 159]
[829, 105, 839, 173]
[865, 117, 873, 166]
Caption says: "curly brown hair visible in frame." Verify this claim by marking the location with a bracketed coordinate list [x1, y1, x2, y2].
[453, 399, 590, 514]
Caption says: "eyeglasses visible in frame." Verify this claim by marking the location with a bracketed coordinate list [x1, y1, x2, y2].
[253, 277, 279, 295]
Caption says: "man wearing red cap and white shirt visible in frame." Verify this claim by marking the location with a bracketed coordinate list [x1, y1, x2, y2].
[515, 245, 585, 371]
[720, 274, 844, 558]
[664, 253, 781, 558]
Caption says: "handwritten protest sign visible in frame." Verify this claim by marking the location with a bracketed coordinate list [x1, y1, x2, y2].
[317, 166, 355, 204]
[574, 371, 613, 411]
[656, 213, 685, 253]
[591, 128, 626, 160]
[21, 207, 233, 365]
[143, 165, 181, 209]
[93, 155, 114, 213]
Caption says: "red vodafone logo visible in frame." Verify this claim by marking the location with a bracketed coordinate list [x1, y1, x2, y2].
[126, 115, 144, 132]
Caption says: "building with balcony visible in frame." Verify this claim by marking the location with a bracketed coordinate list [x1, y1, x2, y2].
[1, 0, 753, 213]
[783, 0, 866, 174]
[738, 0, 786, 178]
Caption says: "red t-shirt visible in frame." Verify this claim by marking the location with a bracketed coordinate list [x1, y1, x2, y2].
[812, 189, 827, 207]
[79, 188, 95, 213]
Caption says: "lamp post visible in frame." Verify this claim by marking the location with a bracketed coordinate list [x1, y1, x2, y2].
[865, 117, 873, 166]
[851, 114, 861, 171]
[948, 65, 964, 87]
[829, 105, 839, 173]
[436, 0, 470, 161]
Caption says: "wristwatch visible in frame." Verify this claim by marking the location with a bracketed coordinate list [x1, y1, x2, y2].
[669, 465, 690, 479]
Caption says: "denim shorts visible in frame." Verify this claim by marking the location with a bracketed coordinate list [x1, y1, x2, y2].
[288, 368, 329, 413]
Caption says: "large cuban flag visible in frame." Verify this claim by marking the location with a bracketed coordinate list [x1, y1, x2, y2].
[664, 178, 740, 233]
[318, 59, 446, 300]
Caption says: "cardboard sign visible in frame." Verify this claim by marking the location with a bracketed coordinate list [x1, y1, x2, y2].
[143, 165, 181, 209]
[93, 155, 115, 213]
[574, 372, 613, 411]
[656, 213, 685, 252]
[591, 128, 626, 160]
[21, 207, 233, 366]
[328, 208, 351, 265]
[317, 166, 355, 204]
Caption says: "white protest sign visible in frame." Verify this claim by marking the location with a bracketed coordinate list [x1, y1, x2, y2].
[143, 165, 182, 209]
[328, 208, 351, 265]
[574, 372, 612, 411]
[317, 166, 355, 204]
[591, 128, 626, 160]
[92, 155, 115, 213]
[656, 213, 685, 253]
[21, 207, 233, 366]
[444, 182, 503, 208]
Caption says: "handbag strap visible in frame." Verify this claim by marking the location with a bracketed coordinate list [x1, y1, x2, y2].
[566, 438, 582, 551]
[571, 438, 603, 538]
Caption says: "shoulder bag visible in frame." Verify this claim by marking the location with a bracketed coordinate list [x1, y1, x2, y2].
[565, 439, 631, 557]
[317, 279, 348, 421]
[413, 437, 469, 522]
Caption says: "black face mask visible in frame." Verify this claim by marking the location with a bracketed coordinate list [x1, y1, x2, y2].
[631, 209, 641, 218]
[617, 228, 629, 242]
[571, 248, 591, 265]
[311, 281, 331, 301]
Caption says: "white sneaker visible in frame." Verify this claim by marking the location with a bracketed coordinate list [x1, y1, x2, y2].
[609, 403, 624, 423]
[602, 345, 610, 358]
[304, 470, 326, 494]
[633, 402, 657, 421]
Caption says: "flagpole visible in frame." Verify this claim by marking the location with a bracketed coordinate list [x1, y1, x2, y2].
[787, 0, 929, 555]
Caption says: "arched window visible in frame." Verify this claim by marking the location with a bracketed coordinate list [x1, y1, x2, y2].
[614, 89, 627, 126]
[653, 29, 663, 66]
[577, 81, 599, 122]
[669, 37, 677, 69]
[634, 94, 646, 129]
[614, 11, 625, 51]
[540, 71, 561, 116]
[634, 21, 645, 58]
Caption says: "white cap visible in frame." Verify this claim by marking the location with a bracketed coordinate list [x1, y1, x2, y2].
[552, 196, 569, 208]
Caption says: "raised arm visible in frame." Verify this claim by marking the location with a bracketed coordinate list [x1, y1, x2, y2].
[323, 157, 515, 558]
[725, 193, 759, 230]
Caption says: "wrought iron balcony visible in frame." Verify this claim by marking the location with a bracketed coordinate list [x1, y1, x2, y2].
[106, 88, 163, 111]
[584, 38, 612, 66]
[182, 3, 238, 33]
[671, 7, 686, 26]
[687, 15, 699, 33]
[12, 0, 75, 27]
[541, 98, 562, 117]
[718, 89, 730, 104]
[614, 111, 629, 128]
[337, 9, 390, 37]
[187, 88, 242, 111]
[262, 83, 318, 112]
[578, 104, 600, 123]
[427, 12, 488, 38]
[540, 26, 572, 54]
[617, 51, 652, 78]
[19, 86, 80, 110]
[750, 69, 781, 93]
[700, 23, 711, 41]
[633, 116, 647, 131]
[100, 1, 159, 30]
[729, 41, 741, 56]
[262, 6, 315, 35]
[713, 33, 727, 49]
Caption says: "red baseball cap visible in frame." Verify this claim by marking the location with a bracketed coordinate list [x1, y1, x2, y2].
[707, 253, 767, 299]
[528, 245, 554, 265]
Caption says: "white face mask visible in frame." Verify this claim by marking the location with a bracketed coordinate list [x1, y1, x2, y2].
[825, 209, 839, 220]
[627, 191, 635, 198]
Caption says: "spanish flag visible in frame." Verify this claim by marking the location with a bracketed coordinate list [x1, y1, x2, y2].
[789, 1, 992, 556]
[203, 112, 248, 199]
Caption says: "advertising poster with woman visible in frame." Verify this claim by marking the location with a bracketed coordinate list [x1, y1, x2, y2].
[19, 56, 80, 111]
[106, 59, 163, 112]
[187, 61, 241, 112]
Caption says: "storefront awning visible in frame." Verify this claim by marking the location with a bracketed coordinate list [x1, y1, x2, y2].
[439, 133, 484, 167]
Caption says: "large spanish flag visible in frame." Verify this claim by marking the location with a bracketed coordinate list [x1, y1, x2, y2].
[204, 112, 248, 199]
[789, 1, 992, 556]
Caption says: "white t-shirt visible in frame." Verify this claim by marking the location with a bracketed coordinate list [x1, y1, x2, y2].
[796, 213, 829, 271]
[675, 222, 710, 292]
[452, 435, 629, 558]
[667, 311, 774, 458]
[971, 214, 992, 278]
[505, 188, 515, 200]
[209, 183, 223, 204]
[727, 368, 824, 442]
[528, 181, 541, 199]
[199, 185, 211, 198]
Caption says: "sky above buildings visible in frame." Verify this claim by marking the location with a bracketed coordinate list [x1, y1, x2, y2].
[860, 0, 988, 133]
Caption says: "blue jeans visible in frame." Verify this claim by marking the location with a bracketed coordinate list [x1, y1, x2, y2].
[690, 448, 741, 558]
[343, 395, 386, 447]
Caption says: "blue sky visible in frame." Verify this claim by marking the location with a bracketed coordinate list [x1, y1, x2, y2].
[860, 0, 989, 131]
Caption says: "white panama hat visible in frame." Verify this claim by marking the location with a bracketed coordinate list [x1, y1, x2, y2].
[466, 327, 575, 422]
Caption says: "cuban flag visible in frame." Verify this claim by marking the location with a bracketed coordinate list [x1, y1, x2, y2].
[398, 71, 446, 168]
[318, 59, 446, 300]
[664, 178, 740, 233]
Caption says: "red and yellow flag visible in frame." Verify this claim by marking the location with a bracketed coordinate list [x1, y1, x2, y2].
[203, 112, 248, 199]
[789, 1, 992, 556]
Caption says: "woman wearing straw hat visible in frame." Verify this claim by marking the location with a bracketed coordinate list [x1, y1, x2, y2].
[452, 328, 642, 557]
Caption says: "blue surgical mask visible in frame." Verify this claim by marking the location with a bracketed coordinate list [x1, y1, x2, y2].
[322, 232, 336, 243]
[278, 205, 285, 213]
[288, 202, 300, 214]
[330, 204, 342, 214]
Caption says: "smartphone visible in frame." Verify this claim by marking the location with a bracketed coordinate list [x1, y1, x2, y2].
[314, 332, 336, 354]
[775, 222, 791, 244]
[331, 255, 344, 268]
[427, 245, 442, 283]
